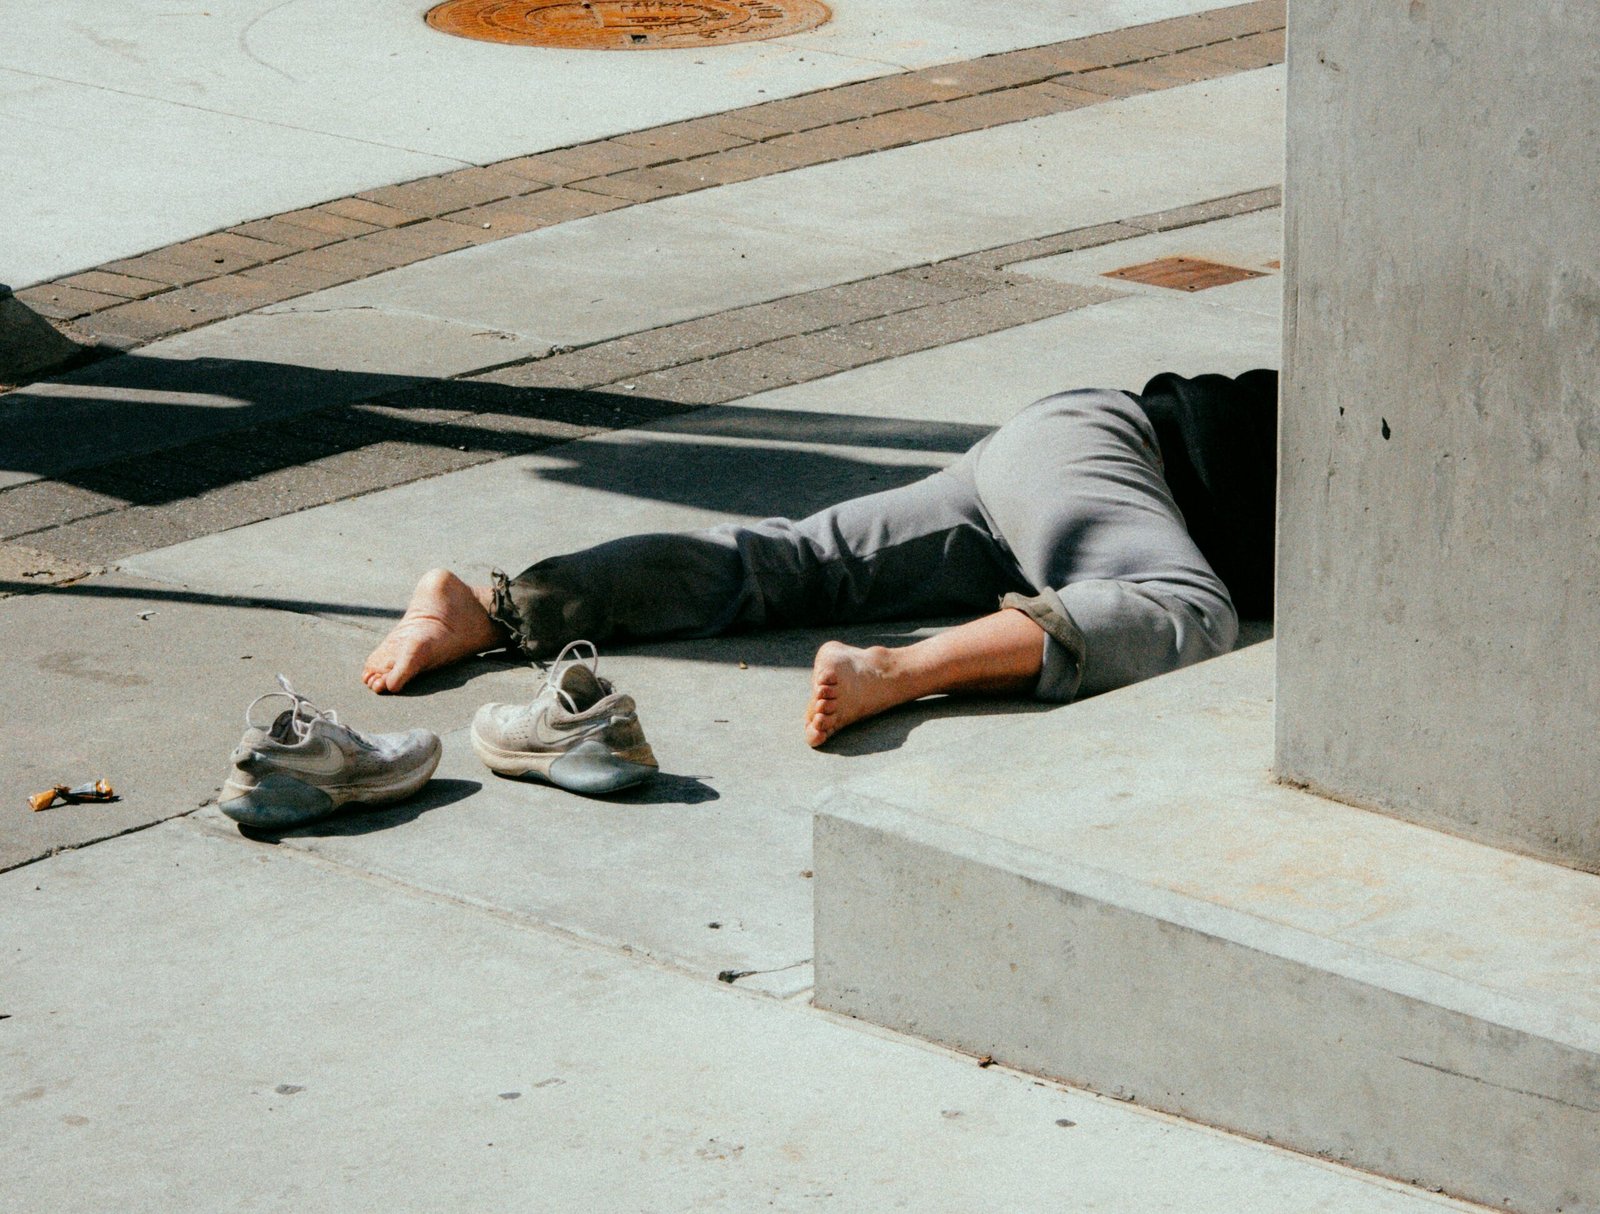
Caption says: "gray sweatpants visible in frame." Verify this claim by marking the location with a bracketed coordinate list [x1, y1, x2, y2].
[490, 388, 1237, 702]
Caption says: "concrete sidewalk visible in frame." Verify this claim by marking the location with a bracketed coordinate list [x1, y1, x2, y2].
[2, 3, 1494, 1208]
[2, 0, 1229, 287]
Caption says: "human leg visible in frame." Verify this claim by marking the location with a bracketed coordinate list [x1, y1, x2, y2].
[362, 459, 1028, 693]
[804, 607, 1045, 747]
[362, 570, 505, 694]
[484, 461, 1026, 658]
[972, 387, 1238, 702]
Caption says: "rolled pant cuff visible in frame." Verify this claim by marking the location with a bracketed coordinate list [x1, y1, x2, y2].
[488, 568, 542, 659]
[1000, 589, 1086, 703]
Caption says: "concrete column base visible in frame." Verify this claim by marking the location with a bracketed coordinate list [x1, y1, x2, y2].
[814, 644, 1600, 1213]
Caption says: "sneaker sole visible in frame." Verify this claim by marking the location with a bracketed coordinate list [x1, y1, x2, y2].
[470, 731, 657, 795]
[219, 742, 443, 830]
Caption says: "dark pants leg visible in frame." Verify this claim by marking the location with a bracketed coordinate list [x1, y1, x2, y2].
[490, 459, 1029, 660]
[492, 388, 1238, 704]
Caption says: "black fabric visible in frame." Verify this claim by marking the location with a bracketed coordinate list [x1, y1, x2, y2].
[1131, 369, 1278, 618]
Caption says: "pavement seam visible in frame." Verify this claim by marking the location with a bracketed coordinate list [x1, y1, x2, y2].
[7, 1, 1284, 360]
[0, 189, 1281, 572]
[0, 809, 202, 876]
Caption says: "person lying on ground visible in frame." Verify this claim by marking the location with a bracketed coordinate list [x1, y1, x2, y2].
[361, 370, 1278, 748]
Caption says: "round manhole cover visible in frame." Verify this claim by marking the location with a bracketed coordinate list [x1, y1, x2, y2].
[425, 0, 831, 50]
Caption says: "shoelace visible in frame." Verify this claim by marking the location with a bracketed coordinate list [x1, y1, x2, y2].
[245, 675, 351, 744]
[540, 640, 601, 714]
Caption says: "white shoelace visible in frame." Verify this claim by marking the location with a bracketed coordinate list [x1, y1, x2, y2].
[541, 640, 601, 714]
[245, 675, 343, 743]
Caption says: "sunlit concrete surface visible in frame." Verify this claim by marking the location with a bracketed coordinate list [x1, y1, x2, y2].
[2, 0, 1224, 285]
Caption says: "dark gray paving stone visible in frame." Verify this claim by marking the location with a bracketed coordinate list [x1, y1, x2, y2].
[0, 479, 124, 539]
[0, 351, 420, 488]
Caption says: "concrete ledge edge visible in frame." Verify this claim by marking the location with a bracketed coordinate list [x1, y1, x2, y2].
[811, 793, 1600, 1053]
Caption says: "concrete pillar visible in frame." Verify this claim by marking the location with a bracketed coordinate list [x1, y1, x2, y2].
[1277, 3, 1600, 869]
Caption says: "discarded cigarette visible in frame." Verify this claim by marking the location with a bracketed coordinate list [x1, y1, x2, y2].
[28, 788, 64, 812]
[27, 779, 117, 812]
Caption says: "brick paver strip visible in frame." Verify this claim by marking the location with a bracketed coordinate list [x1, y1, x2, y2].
[614, 120, 755, 160]
[280, 207, 386, 238]
[317, 197, 423, 228]
[11, 1, 1284, 361]
[930, 84, 1075, 130]
[574, 164, 715, 204]
[3, 186, 1281, 570]
[659, 144, 793, 188]
[226, 217, 344, 252]
[443, 187, 631, 235]
[95, 255, 215, 288]
[55, 271, 171, 300]
[14, 283, 126, 321]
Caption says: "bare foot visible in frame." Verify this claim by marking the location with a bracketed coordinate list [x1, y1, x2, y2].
[362, 569, 506, 694]
[805, 641, 915, 748]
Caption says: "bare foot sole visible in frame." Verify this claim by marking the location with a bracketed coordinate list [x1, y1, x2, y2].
[805, 641, 913, 748]
[362, 569, 505, 694]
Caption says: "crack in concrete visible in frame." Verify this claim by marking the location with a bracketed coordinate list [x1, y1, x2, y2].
[238, 0, 308, 85]
[718, 959, 813, 984]
[1398, 1056, 1600, 1114]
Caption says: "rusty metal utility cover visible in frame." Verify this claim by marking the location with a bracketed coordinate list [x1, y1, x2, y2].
[426, 0, 831, 50]
[1103, 257, 1267, 292]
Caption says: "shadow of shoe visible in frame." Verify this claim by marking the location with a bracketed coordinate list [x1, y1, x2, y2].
[385, 650, 530, 695]
[240, 777, 483, 841]
[610, 772, 719, 805]
[483, 768, 719, 805]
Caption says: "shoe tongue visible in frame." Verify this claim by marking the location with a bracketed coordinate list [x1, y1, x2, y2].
[268, 708, 299, 743]
[556, 662, 606, 712]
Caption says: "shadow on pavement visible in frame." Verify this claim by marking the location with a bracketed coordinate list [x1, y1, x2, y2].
[824, 696, 1061, 757]
[523, 437, 943, 518]
[629, 622, 964, 671]
[241, 776, 483, 841]
[592, 771, 720, 805]
[480, 768, 720, 804]
[0, 578, 395, 618]
[1, 350, 990, 511]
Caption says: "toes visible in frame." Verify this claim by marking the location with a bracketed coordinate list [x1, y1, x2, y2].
[804, 697, 840, 747]
[362, 650, 393, 692]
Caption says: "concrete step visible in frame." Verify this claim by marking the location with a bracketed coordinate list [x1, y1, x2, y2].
[3, 817, 1480, 1214]
[813, 642, 1600, 1214]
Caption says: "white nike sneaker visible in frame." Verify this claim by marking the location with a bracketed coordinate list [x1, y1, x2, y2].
[220, 676, 442, 830]
[470, 641, 657, 795]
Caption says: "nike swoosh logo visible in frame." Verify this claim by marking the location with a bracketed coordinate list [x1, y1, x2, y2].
[266, 738, 350, 777]
[532, 710, 605, 749]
